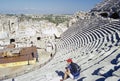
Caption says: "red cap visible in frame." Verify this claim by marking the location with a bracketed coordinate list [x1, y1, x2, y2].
[66, 58, 72, 62]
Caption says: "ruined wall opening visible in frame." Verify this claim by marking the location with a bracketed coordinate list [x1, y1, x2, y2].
[110, 12, 119, 19]
[10, 39, 15, 44]
[100, 13, 108, 18]
[37, 37, 41, 40]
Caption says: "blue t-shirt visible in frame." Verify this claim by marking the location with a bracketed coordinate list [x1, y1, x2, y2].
[67, 63, 80, 78]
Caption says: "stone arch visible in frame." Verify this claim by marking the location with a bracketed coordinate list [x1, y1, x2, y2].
[110, 12, 119, 19]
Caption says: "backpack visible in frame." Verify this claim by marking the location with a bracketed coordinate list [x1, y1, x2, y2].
[70, 63, 81, 73]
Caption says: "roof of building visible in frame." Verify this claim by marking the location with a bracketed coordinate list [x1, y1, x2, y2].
[0, 46, 37, 64]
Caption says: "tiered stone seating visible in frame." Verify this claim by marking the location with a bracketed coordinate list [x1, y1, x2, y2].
[3, 25, 120, 81]
[2, 0, 120, 81]
[56, 18, 120, 81]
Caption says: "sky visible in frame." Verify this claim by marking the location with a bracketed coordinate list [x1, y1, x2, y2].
[0, 0, 102, 14]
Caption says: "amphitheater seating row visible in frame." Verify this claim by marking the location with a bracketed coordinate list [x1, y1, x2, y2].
[57, 19, 120, 55]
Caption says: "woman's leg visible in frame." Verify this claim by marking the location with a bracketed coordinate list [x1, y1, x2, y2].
[63, 69, 71, 80]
